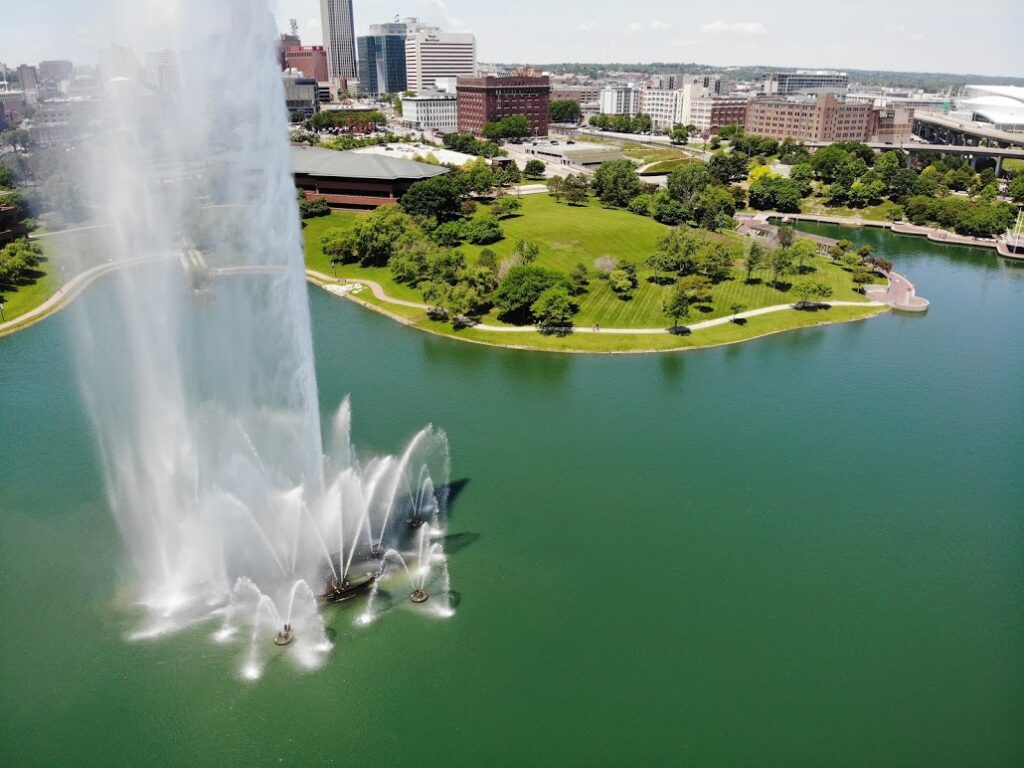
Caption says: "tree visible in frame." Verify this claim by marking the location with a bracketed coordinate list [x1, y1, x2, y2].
[729, 303, 746, 322]
[298, 192, 330, 218]
[524, 159, 546, 179]
[400, 175, 464, 222]
[512, 239, 541, 264]
[695, 242, 734, 282]
[461, 157, 496, 197]
[628, 194, 653, 216]
[549, 99, 582, 124]
[561, 174, 590, 205]
[490, 195, 522, 219]
[667, 163, 712, 213]
[769, 247, 794, 287]
[477, 248, 498, 274]
[321, 206, 414, 267]
[494, 265, 566, 322]
[483, 114, 531, 141]
[569, 263, 590, 295]
[662, 283, 691, 330]
[790, 239, 819, 273]
[679, 274, 713, 304]
[792, 280, 833, 308]
[608, 268, 633, 296]
[669, 123, 691, 145]
[708, 151, 749, 184]
[649, 189, 687, 225]
[644, 250, 677, 284]
[547, 175, 564, 202]
[531, 286, 577, 329]
[692, 185, 736, 231]
[776, 225, 795, 249]
[745, 241, 765, 282]
[1008, 172, 1024, 204]
[462, 216, 504, 245]
[592, 159, 643, 208]
[655, 227, 706, 277]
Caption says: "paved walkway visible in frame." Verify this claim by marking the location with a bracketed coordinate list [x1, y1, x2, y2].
[0, 254, 174, 337]
[307, 271, 884, 335]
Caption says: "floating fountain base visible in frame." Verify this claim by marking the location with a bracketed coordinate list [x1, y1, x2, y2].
[322, 574, 377, 604]
[410, 589, 429, 604]
[274, 626, 294, 646]
[408, 518, 425, 529]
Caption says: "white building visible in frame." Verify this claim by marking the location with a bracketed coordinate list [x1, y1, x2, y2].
[320, 0, 357, 82]
[954, 85, 1024, 134]
[405, 29, 476, 93]
[599, 87, 640, 117]
[400, 92, 459, 132]
[639, 89, 683, 130]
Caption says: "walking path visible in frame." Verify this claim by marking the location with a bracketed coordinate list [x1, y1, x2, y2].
[306, 270, 884, 335]
[0, 253, 174, 337]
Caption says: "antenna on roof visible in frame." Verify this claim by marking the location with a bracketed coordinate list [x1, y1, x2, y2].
[289, 18, 299, 37]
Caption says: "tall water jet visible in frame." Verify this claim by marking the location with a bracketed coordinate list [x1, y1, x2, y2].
[57, 0, 454, 678]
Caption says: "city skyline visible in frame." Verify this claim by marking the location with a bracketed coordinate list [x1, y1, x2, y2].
[0, 0, 1021, 78]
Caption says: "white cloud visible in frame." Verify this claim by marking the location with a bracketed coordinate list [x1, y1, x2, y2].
[700, 20, 767, 36]
[576, 21, 599, 33]
[650, 20, 673, 31]
[628, 21, 644, 32]
[883, 23, 907, 33]
[910, 32, 926, 40]
[307, 18, 320, 30]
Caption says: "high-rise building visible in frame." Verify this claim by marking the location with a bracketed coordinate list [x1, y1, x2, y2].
[763, 71, 848, 97]
[356, 34, 407, 96]
[285, 46, 330, 83]
[405, 29, 476, 93]
[401, 92, 458, 132]
[456, 75, 550, 137]
[320, 0, 357, 82]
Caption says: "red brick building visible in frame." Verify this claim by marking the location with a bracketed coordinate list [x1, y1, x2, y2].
[456, 75, 551, 137]
[709, 97, 750, 133]
[744, 95, 872, 143]
[284, 46, 330, 83]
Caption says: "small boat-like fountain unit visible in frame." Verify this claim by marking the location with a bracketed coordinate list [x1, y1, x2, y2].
[322, 572, 377, 604]
[274, 624, 294, 647]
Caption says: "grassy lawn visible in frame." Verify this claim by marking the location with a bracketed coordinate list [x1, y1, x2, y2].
[316, 289, 886, 353]
[640, 158, 693, 175]
[303, 194, 881, 349]
[800, 197, 902, 221]
[0, 264, 57, 324]
[1003, 159, 1024, 175]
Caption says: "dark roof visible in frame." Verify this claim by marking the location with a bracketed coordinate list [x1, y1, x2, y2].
[291, 145, 449, 181]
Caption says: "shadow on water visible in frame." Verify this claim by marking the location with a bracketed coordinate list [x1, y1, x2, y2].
[443, 478, 470, 519]
[658, 352, 686, 384]
[442, 532, 481, 555]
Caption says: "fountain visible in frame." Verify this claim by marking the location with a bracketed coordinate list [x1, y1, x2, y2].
[56, 0, 455, 680]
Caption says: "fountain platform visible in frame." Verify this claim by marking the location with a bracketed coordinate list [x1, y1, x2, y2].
[321, 574, 377, 604]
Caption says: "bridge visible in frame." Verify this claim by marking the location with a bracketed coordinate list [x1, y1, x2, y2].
[803, 139, 1024, 175]
[911, 112, 1024, 149]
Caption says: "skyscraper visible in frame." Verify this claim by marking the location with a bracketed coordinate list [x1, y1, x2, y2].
[320, 0, 357, 82]
[405, 28, 476, 93]
[357, 34, 407, 96]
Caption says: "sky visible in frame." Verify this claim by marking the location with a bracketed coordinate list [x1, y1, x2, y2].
[1, 0, 1022, 78]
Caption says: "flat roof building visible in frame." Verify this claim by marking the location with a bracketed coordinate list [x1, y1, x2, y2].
[764, 71, 848, 97]
[745, 94, 872, 143]
[457, 75, 550, 137]
[524, 140, 624, 170]
[400, 92, 458, 132]
[284, 46, 329, 84]
[405, 29, 476, 94]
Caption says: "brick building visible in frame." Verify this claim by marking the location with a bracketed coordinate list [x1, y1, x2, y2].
[456, 75, 550, 137]
[284, 46, 330, 83]
[744, 94, 872, 142]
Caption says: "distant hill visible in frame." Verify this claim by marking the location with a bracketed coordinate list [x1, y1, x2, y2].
[490, 62, 1024, 91]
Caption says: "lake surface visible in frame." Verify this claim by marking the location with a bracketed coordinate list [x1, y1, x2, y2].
[1, 227, 1022, 766]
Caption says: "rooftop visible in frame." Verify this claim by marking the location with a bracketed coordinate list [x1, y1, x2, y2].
[291, 145, 450, 181]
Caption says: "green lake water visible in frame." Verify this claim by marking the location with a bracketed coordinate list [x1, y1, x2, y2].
[1, 226, 1022, 766]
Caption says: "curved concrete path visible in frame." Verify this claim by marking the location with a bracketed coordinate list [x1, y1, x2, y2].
[0, 254, 174, 337]
[307, 271, 884, 335]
